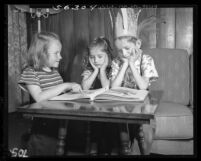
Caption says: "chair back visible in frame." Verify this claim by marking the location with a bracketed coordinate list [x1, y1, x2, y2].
[143, 48, 190, 106]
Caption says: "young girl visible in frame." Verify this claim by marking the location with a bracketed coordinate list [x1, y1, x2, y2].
[18, 32, 82, 102]
[18, 32, 82, 156]
[81, 36, 113, 90]
[111, 36, 158, 90]
[81, 37, 119, 155]
[110, 36, 159, 154]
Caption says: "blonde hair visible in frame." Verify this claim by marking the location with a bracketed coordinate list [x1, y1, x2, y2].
[115, 36, 137, 48]
[27, 32, 61, 70]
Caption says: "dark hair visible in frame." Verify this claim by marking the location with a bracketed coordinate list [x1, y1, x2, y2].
[27, 32, 61, 70]
[82, 37, 114, 70]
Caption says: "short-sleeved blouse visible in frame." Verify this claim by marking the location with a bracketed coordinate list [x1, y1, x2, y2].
[18, 67, 63, 92]
[110, 52, 159, 89]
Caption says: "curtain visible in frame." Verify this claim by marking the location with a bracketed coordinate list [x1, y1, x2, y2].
[8, 5, 29, 112]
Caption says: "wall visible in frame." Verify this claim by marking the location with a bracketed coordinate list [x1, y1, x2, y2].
[157, 8, 193, 55]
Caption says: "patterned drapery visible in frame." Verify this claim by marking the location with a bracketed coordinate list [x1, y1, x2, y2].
[8, 5, 29, 112]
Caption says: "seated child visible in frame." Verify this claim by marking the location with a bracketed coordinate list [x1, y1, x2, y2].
[18, 32, 82, 155]
[81, 36, 113, 90]
[110, 36, 159, 154]
[81, 37, 119, 155]
[110, 8, 159, 154]
[18, 31, 82, 102]
[110, 36, 159, 90]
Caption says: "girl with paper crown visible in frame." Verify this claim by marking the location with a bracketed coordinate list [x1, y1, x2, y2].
[109, 8, 160, 90]
[109, 8, 162, 154]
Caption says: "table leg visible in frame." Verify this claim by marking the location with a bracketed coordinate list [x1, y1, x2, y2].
[137, 125, 147, 155]
[85, 121, 91, 154]
[120, 131, 131, 155]
[56, 120, 68, 156]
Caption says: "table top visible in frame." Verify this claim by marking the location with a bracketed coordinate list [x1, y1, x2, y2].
[17, 91, 161, 124]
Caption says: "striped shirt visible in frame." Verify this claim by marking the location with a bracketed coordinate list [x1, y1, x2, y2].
[18, 67, 63, 92]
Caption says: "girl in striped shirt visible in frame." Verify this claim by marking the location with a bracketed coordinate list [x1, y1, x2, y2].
[19, 32, 82, 102]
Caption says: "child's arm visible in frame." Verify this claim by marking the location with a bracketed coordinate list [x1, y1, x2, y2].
[129, 63, 149, 89]
[99, 55, 110, 88]
[81, 69, 99, 90]
[129, 55, 149, 90]
[27, 82, 81, 102]
[99, 69, 110, 88]
[111, 59, 128, 88]
[82, 57, 100, 90]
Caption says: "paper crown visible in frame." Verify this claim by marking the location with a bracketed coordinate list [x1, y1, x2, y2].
[115, 8, 141, 39]
[109, 8, 165, 39]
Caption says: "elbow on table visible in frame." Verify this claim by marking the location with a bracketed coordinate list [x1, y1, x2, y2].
[110, 82, 119, 88]
[32, 95, 48, 102]
[34, 97, 45, 102]
[81, 81, 90, 90]
[138, 84, 149, 90]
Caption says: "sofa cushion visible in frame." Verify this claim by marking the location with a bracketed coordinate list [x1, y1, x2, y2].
[143, 48, 190, 106]
[150, 139, 194, 155]
[131, 138, 193, 155]
[153, 102, 193, 139]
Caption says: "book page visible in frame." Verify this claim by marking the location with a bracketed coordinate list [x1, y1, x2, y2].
[49, 92, 88, 101]
[95, 87, 149, 102]
[49, 86, 109, 101]
[49, 86, 148, 102]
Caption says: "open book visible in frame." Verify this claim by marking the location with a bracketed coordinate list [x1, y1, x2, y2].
[49, 86, 149, 102]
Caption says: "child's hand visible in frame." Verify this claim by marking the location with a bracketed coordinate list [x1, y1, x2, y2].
[89, 58, 99, 71]
[121, 57, 129, 66]
[71, 83, 82, 93]
[129, 48, 140, 64]
[100, 54, 109, 70]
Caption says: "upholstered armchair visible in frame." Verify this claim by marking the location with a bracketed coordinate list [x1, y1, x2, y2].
[133, 48, 193, 155]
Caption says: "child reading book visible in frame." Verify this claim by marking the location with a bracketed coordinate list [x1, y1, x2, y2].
[18, 32, 82, 102]
[109, 8, 159, 154]
[81, 37, 118, 155]
[81, 36, 113, 90]
[18, 32, 82, 155]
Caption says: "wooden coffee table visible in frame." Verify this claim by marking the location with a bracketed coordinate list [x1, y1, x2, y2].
[17, 93, 159, 156]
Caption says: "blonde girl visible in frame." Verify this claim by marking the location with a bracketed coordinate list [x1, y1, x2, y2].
[19, 32, 82, 102]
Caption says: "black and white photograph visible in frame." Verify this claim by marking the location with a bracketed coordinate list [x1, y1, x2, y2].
[5, 4, 195, 157]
